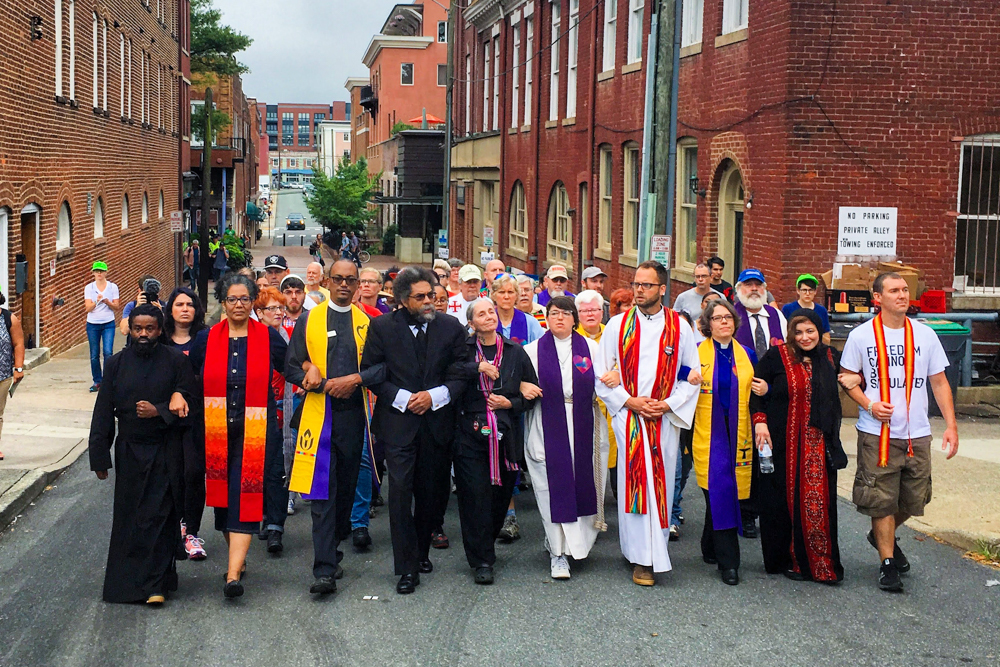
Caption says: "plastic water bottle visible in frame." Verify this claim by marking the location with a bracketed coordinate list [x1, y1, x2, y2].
[759, 443, 774, 474]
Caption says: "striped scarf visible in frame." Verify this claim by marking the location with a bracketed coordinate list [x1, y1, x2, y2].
[872, 314, 915, 466]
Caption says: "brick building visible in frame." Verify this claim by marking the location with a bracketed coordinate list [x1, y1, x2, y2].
[345, 77, 371, 171]
[261, 101, 349, 186]
[0, 0, 184, 354]
[449, 0, 1000, 307]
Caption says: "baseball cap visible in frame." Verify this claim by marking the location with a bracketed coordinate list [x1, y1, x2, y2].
[91, 261, 108, 272]
[796, 273, 819, 288]
[459, 264, 482, 283]
[280, 274, 305, 291]
[737, 268, 766, 284]
[580, 266, 607, 281]
[264, 254, 288, 270]
[547, 265, 569, 280]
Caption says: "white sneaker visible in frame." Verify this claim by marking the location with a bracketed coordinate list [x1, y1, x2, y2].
[287, 495, 296, 516]
[184, 534, 207, 560]
[550, 555, 571, 580]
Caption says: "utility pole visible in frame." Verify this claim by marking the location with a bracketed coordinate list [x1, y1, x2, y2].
[198, 87, 213, 305]
[441, 3, 456, 257]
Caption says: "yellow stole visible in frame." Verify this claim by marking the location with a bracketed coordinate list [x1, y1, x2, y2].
[288, 303, 372, 496]
[692, 339, 754, 500]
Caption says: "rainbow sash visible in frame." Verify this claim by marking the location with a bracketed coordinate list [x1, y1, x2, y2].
[872, 313, 914, 466]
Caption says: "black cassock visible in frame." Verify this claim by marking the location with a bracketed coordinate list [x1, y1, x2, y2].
[89, 343, 194, 603]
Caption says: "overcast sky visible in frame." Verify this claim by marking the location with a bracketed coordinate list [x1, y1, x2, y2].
[212, 0, 400, 104]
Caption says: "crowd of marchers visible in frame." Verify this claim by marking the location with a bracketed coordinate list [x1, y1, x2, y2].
[78, 250, 959, 605]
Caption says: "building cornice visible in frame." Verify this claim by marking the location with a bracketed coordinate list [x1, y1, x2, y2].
[344, 76, 371, 91]
[362, 35, 434, 68]
[465, 0, 529, 31]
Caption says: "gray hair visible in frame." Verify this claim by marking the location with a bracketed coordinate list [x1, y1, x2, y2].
[219, 272, 259, 303]
[575, 289, 605, 309]
[466, 297, 495, 324]
[447, 257, 463, 269]
[698, 298, 741, 338]
[393, 265, 438, 304]
[490, 274, 519, 295]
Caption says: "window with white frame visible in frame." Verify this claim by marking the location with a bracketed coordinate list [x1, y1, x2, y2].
[682, 0, 703, 47]
[102, 20, 108, 110]
[142, 193, 149, 224]
[127, 39, 133, 118]
[158, 64, 162, 128]
[509, 182, 528, 251]
[547, 182, 572, 264]
[722, 0, 748, 34]
[92, 12, 99, 108]
[511, 23, 521, 129]
[55, 0, 63, 98]
[437, 64, 447, 87]
[140, 51, 146, 123]
[549, 0, 560, 122]
[492, 36, 500, 130]
[121, 194, 129, 229]
[68, 0, 76, 102]
[955, 134, 1000, 293]
[482, 41, 491, 131]
[57, 202, 72, 250]
[401, 63, 414, 86]
[627, 0, 644, 64]
[603, 0, 617, 71]
[524, 18, 533, 126]
[465, 54, 471, 135]
[623, 143, 640, 256]
[567, 0, 579, 118]
[597, 145, 613, 252]
[94, 197, 104, 238]
[119, 33, 125, 116]
[438, 20, 447, 42]
[158, 191, 164, 219]
[676, 139, 698, 269]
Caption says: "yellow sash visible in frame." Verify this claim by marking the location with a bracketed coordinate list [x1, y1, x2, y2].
[576, 323, 617, 467]
[288, 302, 371, 494]
[692, 339, 754, 500]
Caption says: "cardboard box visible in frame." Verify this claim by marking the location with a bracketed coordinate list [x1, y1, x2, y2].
[879, 261, 923, 279]
[827, 289, 873, 313]
[896, 270, 920, 298]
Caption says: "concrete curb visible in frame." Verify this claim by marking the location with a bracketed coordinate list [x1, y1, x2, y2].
[23, 347, 50, 371]
[0, 470, 47, 530]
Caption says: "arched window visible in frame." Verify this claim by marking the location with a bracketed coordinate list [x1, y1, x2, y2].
[546, 181, 572, 264]
[158, 190, 164, 219]
[508, 182, 528, 252]
[121, 194, 129, 229]
[142, 193, 149, 224]
[57, 202, 73, 250]
[94, 197, 104, 238]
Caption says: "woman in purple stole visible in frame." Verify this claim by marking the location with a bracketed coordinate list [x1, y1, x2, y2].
[492, 274, 544, 345]
[523, 297, 610, 581]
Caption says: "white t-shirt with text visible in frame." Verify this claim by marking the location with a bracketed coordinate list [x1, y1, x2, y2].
[84, 281, 120, 324]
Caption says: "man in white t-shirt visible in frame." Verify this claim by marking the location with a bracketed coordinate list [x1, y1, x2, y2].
[446, 264, 482, 327]
[83, 261, 121, 392]
[840, 272, 959, 593]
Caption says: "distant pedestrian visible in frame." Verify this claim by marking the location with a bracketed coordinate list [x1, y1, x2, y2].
[0, 287, 26, 462]
[185, 240, 200, 290]
[349, 231, 361, 266]
[84, 261, 121, 392]
[213, 242, 230, 282]
[340, 232, 350, 260]
[673, 263, 724, 321]
[781, 274, 832, 345]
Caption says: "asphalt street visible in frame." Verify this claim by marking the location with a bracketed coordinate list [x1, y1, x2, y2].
[0, 454, 997, 667]
[271, 189, 323, 248]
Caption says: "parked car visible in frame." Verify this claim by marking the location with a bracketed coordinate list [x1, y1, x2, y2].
[286, 213, 306, 230]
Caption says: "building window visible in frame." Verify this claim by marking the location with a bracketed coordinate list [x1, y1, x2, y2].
[722, 0, 748, 34]
[94, 196, 104, 238]
[119, 33, 125, 116]
[955, 134, 1000, 293]
[55, 0, 63, 98]
[682, 0, 703, 47]
[102, 20, 108, 110]
[127, 39, 133, 118]
[597, 145, 613, 252]
[92, 12, 99, 108]
[158, 190, 165, 219]
[524, 18, 533, 127]
[68, 0, 76, 102]
[122, 194, 129, 229]
[492, 37, 500, 130]
[567, 0, 579, 118]
[509, 182, 528, 251]
[547, 182, 572, 264]
[57, 202, 72, 250]
[603, 0, 617, 71]
[465, 54, 471, 135]
[142, 193, 149, 224]
[511, 23, 521, 129]
[482, 41, 490, 131]
[676, 140, 698, 269]
[437, 63, 447, 87]
[401, 63, 414, 86]
[627, 0, 644, 64]
[438, 20, 447, 42]
[549, 0, 560, 122]
[623, 144, 640, 257]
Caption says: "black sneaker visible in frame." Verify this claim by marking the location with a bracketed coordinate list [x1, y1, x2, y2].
[266, 530, 283, 554]
[878, 558, 903, 592]
[867, 530, 910, 573]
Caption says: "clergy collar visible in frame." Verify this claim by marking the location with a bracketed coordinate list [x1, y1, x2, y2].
[638, 306, 664, 321]
[327, 300, 353, 313]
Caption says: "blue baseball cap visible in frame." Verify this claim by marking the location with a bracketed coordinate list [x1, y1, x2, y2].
[737, 268, 766, 284]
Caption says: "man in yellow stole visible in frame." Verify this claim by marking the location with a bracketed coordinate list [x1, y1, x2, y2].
[596, 262, 700, 587]
[285, 259, 380, 596]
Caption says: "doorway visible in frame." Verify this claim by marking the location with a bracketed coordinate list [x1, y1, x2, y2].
[20, 205, 40, 349]
[718, 166, 745, 283]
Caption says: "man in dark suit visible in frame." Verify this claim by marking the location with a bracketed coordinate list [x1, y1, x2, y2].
[361, 266, 469, 594]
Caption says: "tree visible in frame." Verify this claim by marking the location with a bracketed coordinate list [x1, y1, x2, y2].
[303, 158, 381, 237]
[190, 0, 253, 76]
[190, 101, 230, 143]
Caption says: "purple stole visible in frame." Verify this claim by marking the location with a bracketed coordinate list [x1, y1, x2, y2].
[536, 331, 597, 523]
[497, 309, 529, 345]
[707, 342, 745, 533]
[734, 302, 784, 351]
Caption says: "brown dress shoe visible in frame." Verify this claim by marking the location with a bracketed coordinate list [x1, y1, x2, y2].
[632, 564, 655, 586]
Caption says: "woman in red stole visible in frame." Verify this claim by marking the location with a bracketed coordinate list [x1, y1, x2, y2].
[190, 274, 287, 598]
[751, 309, 846, 584]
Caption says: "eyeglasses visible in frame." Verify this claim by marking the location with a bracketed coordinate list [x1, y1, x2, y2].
[410, 292, 434, 302]
[550, 277, 568, 283]
[548, 309, 574, 319]
[434, 272, 448, 280]
[434, 296, 449, 304]
[329, 275, 359, 286]
[260, 305, 283, 313]
[359, 279, 381, 286]
[711, 314, 734, 323]
[631, 282, 662, 291]
[578, 308, 602, 315]
[225, 296, 253, 305]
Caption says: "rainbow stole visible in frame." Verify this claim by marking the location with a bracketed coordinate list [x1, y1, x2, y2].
[872, 314, 914, 466]
[618, 307, 680, 528]
[288, 304, 373, 498]
[204, 318, 270, 522]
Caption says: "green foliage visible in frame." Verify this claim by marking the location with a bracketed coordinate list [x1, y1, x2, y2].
[391, 121, 415, 136]
[191, 102, 231, 143]
[303, 158, 381, 237]
[191, 0, 253, 76]
[382, 225, 399, 256]
[974, 539, 1000, 563]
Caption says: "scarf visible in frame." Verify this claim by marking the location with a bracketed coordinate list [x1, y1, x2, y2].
[288, 304, 374, 499]
[537, 331, 597, 523]
[476, 336, 513, 485]
[618, 306, 680, 529]
[734, 302, 784, 351]
[497, 308, 529, 345]
[872, 313, 915, 466]
[204, 318, 270, 522]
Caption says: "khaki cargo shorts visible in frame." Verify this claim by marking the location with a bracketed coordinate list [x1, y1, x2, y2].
[852, 431, 933, 518]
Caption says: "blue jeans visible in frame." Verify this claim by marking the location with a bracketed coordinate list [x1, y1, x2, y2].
[671, 429, 694, 526]
[86, 321, 116, 384]
[351, 434, 373, 529]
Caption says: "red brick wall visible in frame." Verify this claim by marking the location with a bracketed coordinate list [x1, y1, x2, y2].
[0, 0, 181, 354]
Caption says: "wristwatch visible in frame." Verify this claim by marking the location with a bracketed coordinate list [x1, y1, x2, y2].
[13, 367, 24, 373]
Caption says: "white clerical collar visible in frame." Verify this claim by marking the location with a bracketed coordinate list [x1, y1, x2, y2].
[328, 301, 352, 313]
[639, 307, 664, 321]
[747, 306, 767, 317]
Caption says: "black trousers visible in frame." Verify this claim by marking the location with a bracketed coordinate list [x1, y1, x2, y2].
[701, 489, 741, 572]
[263, 417, 288, 532]
[181, 422, 206, 536]
[453, 429, 517, 569]
[310, 409, 365, 578]
[384, 421, 453, 576]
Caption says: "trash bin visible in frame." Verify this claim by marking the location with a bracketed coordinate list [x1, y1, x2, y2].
[921, 320, 971, 417]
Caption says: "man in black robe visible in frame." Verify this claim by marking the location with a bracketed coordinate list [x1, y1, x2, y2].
[89, 304, 194, 605]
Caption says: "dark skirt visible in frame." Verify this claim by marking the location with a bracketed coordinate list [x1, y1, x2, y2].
[213, 420, 259, 534]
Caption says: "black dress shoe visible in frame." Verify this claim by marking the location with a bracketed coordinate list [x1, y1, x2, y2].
[418, 559, 433, 573]
[721, 569, 740, 586]
[266, 530, 283, 554]
[372, 494, 385, 508]
[396, 573, 420, 594]
[335, 564, 344, 580]
[783, 569, 806, 581]
[352, 527, 372, 550]
[474, 566, 494, 585]
[224, 580, 244, 598]
[742, 521, 759, 539]
[310, 576, 337, 595]
[702, 554, 718, 565]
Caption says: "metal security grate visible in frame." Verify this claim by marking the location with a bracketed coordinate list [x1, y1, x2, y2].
[955, 134, 1000, 293]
